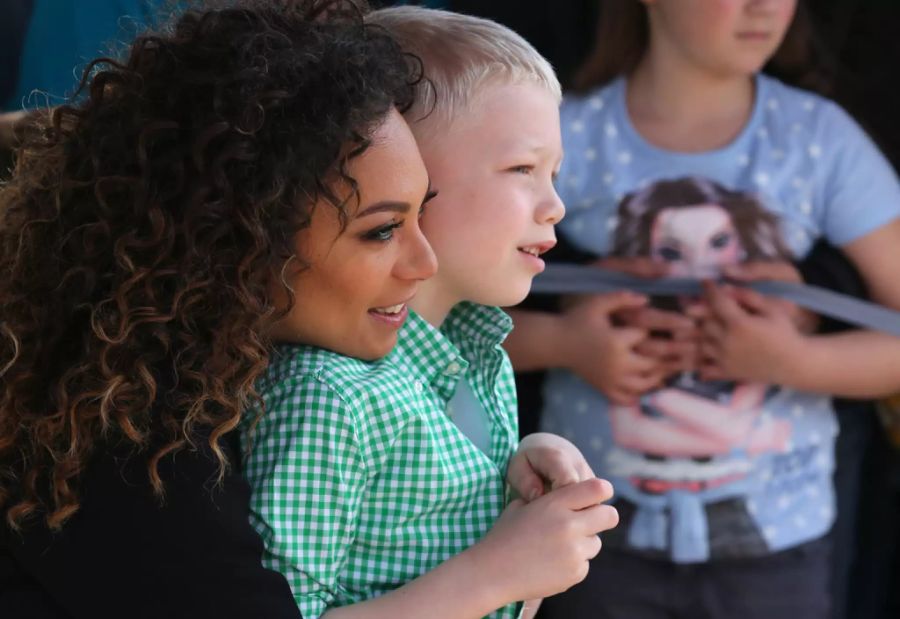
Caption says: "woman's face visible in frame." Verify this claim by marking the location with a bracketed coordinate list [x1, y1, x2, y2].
[643, 0, 797, 77]
[650, 203, 743, 278]
[270, 109, 437, 360]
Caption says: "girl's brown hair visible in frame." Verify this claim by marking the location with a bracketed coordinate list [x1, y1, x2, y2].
[0, 0, 419, 530]
[571, 0, 832, 95]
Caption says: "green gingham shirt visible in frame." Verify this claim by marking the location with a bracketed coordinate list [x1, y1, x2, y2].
[242, 303, 522, 619]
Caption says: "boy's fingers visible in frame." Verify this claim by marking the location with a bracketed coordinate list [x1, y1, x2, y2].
[575, 459, 596, 482]
[574, 503, 620, 538]
[506, 455, 545, 502]
[555, 478, 613, 510]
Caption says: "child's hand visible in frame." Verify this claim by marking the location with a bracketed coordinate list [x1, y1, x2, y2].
[613, 304, 698, 377]
[698, 281, 809, 384]
[473, 478, 618, 602]
[506, 433, 595, 502]
[723, 261, 819, 333]
[560, 291, 667, 404]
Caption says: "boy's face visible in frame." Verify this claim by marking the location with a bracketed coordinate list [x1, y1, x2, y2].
[415, 81, 564, 311]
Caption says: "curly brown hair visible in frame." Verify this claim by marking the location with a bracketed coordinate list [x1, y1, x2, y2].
[0, 0, 420, 530]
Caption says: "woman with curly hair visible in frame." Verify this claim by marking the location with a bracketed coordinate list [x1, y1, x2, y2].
[0, 1, 430, 616]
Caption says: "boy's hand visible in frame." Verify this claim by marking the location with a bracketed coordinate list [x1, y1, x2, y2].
[560, 291, 668, 404]
[474, 478, 618, 602]
[698, 282, 809, 384]
[507, 433, 595, 502]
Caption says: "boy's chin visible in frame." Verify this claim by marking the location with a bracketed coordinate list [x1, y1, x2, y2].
[477, 281, 533, 309]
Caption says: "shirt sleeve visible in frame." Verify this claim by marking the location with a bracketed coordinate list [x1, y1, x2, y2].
[818, 101, 900, 245]
[243, 373, 369, 619]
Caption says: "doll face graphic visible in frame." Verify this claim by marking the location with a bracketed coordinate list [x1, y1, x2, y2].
[649, 204, 743, 278]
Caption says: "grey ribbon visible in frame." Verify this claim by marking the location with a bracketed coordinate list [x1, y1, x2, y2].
[531, 263, 900, 338]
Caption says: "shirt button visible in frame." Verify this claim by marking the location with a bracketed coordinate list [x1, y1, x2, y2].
[445, 361, 462, 376]
[414, 380, 424, 393]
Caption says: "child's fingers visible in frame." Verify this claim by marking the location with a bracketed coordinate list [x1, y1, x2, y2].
[614, 306, 696, 335]
[618, 370, 665, 395]
[698, 361, 728, 382]
[576, 502, 620, 537]
[506, 454, 546, 502]
[701, 316, 727, 343]
[574, 458, 596, 483]
[634, 336, 697, 362]
[615, 326, 653, 350]
[723, 260, 801, 284]
[699, 336, 721, 365]
[607, 388, 642, 406]
[553, 478, 612, 510]
[591, 290, 649, 316]
[728, 285, 774, 317]
[703, 281, 744, 324]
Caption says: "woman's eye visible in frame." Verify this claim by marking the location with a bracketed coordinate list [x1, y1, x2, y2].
[656, 246, 682, 262]
[363, 221, 402, 242]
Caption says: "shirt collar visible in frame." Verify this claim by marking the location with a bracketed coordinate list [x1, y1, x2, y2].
[391, 303, 512, 391]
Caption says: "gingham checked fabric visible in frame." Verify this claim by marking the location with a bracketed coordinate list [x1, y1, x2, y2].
[242, 303, 522, 619]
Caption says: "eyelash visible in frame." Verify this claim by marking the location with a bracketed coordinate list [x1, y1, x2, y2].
[363, 220, 403, 242]
[363, 189, 439, 243]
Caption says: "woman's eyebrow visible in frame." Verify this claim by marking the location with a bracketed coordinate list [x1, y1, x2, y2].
[356, 201, 412, 218]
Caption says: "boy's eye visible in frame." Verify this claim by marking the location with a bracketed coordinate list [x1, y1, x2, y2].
[363, 220, 402, 242]
[419, 188, 439, 218]
[509, 165, 534, 175]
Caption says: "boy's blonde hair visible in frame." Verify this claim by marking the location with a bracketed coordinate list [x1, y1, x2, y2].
[367, 6, 561, 135]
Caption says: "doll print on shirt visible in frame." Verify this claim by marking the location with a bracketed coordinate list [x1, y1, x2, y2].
[606, 176, 793, 497]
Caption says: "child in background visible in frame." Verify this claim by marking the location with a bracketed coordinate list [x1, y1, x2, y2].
[506, 1, 900, 618]
[242, 6, 618, 619]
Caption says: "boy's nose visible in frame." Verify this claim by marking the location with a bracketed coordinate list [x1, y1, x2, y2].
[396, 225, 438, 281]
[538, 187, 566, 225]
